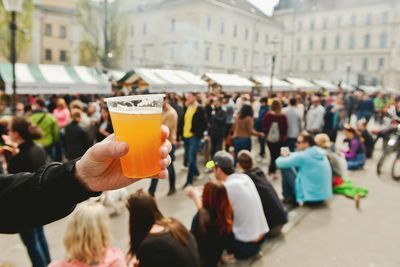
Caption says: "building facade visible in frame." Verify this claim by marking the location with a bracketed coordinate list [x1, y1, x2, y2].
[274, 0, 400, 88]
[20, 0, 80, 65]
[123, 0, 283, 76]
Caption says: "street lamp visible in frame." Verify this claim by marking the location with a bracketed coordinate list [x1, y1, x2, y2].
[268, 37, 280, 97]
[2, 0, 24, 115]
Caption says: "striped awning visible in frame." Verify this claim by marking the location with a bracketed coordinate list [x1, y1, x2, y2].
[285, 77, 320, 91]
[312, 80, 339, 92]
[133, 68, 208, 92]
[251, 76, 294, 91]
[204, 73, 255, 92]
[0, 63, 112, 95]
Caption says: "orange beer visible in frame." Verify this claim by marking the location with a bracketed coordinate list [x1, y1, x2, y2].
[110, 112, 162, 178]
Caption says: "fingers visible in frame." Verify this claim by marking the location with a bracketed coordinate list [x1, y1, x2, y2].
[160, 140, 172, 158]
[161, 125, 170, 142]
[87, 139, 129, 163]
[160, 155, 171, 170]
[156, 169, 169, 180]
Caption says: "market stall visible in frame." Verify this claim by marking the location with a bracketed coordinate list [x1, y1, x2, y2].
[251, 75, 294, 92]
[203, 72, 255, 92]
[285, 77, 320, 92]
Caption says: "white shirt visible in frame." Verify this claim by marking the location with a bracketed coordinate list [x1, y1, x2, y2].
[306, 104, 325, 131]
[224, 173, 269, 242]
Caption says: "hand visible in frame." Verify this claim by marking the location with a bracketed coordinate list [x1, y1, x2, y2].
[75, 125, 172, 192]
[280, 149, 290, 157]
[184, 186, 197, 199]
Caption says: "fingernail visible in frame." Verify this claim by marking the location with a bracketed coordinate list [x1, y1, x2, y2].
[161, 146, 168, 155]
[116, 142, 126, 154]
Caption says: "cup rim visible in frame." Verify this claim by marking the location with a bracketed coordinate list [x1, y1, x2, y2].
[104, 94, 165, 103]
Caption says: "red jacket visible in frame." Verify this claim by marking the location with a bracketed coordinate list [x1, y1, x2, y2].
[263, 112, 288, 142]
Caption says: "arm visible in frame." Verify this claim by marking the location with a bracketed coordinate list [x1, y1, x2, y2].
[276, 152, 302, 169]
[281, 115, 288, 140]
[249, 118, 263, 137]
[263, 113, 272, 135]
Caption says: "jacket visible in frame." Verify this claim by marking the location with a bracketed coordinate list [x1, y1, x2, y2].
[276, 146, 333, 203]
[208, 107, 227, 139]
[30, 110, 60, 147]
[0, 160, 99, 234]
[64, 122, 91, 160]
[185, 106, 207, 139]
[8, 141, 47, 174]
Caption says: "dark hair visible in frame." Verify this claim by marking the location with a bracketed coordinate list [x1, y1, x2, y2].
[201, 181, 233, 235]
[11, 117, 43, 141]
[299, 132, 316, 146]
[237, 150, 254, 171]
[219, 166, 235, 175]
[239, 104, 254, 119]
[35, 98, 46, 108]
[126, 189, 190, 256]
[289, 97, 297, 106]
[260, 97, 268, 104]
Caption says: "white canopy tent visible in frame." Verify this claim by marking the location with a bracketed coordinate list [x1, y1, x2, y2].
[358, 85, 379, 94]
[0, 63, 111, 94]
[251, 76, 294, 91]
[285, 77, 320, 91]
[312, 80, 339, 92]
[132, 68, 208, 92]
[203, 73, 255, 92]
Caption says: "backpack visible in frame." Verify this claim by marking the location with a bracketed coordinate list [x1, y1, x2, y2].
[267, 121, 280, 143]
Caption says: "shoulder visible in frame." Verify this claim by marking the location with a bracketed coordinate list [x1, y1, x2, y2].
[104, 247, 127, 265]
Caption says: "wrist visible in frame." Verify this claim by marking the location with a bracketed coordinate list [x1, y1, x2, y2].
[74, 158, 91, 191]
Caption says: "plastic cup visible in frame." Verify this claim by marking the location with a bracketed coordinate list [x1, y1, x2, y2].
[105, 94, 164, 178]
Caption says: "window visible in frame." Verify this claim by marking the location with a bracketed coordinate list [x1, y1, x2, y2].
[59, 50, 67, 62]
[336, 16, 342, 27]
[243, 52, 248, 65]
[309, 38, 314, 50]
[233, 25, 237, 38]
[323, 18, 328, 29]
[219, 48, 224, 63]
[351, 15, 356, 27]
[232, 51, 236, 64]
[335, 35, 341, 49]
[297, 38, 302, 51]
[362, 58, 368, 71]
[310, 20, 315, 30]
[349, 34, 355, 49]
[143, 23, 147, 35]
[205, 47, 210, 61]
[171, 19, 176, 32]
[366, 13, 372, 25]
[380, 32, 387, 48]
[245, 28, 249, 40]
[298, 21, 303, 31]
[307, 59, 312, 71]
[169, 47, 175, 60]
[321, 37, 327, 50]
[207, 17, 211, 32]
[221, 22, 225, 35]
[59, 25, 67, 39]
[378, 57, 385, 69]
[382, 11, 389, 24]
[130, 25, 134, 36]
[364, 34, 370, 49]
[255, 32, 259, 43]
[265, 34, 269, 45]
[45, 23, 52, 36]
[320, 59, 325, 71]
[45, 49, 52, 61]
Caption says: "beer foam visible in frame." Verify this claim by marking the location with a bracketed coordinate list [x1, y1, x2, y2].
[105, 94, 164, 114]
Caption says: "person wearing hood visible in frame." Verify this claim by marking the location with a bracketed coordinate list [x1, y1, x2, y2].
[276, 133, 333, 205]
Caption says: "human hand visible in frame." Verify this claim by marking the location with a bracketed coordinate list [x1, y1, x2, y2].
[280, 147, 290, 157]
[184, 186, 197, 199]
[75, 125, 172, 192]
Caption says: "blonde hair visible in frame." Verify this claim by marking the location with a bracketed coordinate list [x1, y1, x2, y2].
[63, 202, 111, 264]
[57, 98, 67, 109]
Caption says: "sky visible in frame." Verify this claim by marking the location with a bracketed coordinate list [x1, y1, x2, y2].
[248, 0, 280, 16]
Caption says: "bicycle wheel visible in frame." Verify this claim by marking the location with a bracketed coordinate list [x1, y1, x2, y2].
[391, 153, 400, 181]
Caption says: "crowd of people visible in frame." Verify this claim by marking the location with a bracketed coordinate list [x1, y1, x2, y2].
[0, 89, 399, 267]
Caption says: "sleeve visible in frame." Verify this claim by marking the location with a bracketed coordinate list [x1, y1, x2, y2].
[281, 115, 288, 141]
[344, 139, 358, 160]
[263, 113, 272, 135]
[0, 160, 100, 234]
[276, 152, 302, 169]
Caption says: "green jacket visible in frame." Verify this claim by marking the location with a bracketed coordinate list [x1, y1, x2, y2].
[30, 111, 59, 147]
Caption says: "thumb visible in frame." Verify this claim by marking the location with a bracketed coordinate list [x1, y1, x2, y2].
[88, 139, 129, 163]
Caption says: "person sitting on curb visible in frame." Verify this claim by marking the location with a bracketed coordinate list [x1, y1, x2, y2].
[237, 150, 288, 237]
[205, 151, 269, 260]
[276, 133, 333, 207]
[342, 124, 367, 170]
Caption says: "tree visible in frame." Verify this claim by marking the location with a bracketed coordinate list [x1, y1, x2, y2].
[0, 0, 34, 61]
[76, 0, 128, 69]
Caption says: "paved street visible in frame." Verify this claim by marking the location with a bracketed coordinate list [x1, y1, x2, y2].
[0, 141, 399, 267]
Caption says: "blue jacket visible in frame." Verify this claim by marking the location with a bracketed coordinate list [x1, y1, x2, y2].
[276, 146, 333, 202]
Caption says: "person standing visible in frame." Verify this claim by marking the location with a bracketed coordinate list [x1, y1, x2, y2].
[208, 98, 227, 158]
[96, 106, 113, 143]
[323, 97, 344, 143]
[263, 100, 288, 178]
[149, 97, 178, 196]
[64, 109, 91, 161]
[30, 98, 59, 161]
[183, 92, 207, 187]
[52, 98, 71, 161]
[283, 98, 302, 152]
[7, 117, 51, 267]
[305, 96, 325, 135]
[222, 95, 235, 152]
[255, 97, 269, 160]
